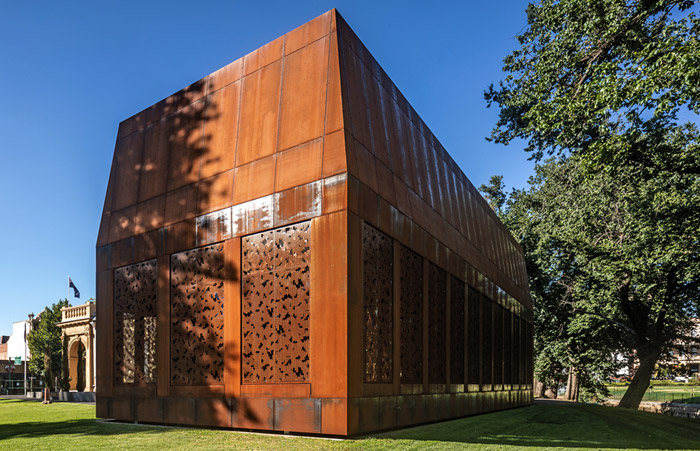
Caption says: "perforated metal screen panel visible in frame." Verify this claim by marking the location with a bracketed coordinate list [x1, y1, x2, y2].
[399, 245, 423, 384]
[242, 221, 311, 383]
[450, 276, 465, 385]
[362, 223, 393, 383]
[170, 243, 225, 385]
[114, 260, 157, 385]
[428, 263, 446, 384]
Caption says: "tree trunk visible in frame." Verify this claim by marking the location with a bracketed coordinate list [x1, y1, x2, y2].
[565, 367, 579, 401]
[534, 379, 546, 398]
[618, 350, 659, 409]
[569, 371, 580, 402]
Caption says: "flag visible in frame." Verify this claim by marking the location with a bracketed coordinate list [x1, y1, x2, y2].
[69, 277, 80, 298]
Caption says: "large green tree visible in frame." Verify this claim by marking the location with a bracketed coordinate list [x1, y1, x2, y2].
[486, 0, 700, 167]
[485, 0, 700, 409]
[485, 148, 700, 407]
[27, 299, 69, 391]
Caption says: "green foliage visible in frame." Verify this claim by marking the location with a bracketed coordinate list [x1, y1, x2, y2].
[488, 144, 700, 404]
[60, 334, 70, 391]
[27, 299, 69, 391]
[478, 175, 507, 213]
[485, 0, 700, 168]
[486, 0, 700, 408]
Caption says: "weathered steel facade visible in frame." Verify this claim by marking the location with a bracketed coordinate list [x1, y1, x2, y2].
[96, 9, 533, 436]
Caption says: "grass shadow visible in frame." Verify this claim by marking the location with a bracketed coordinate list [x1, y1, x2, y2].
[371, 403, 700, 449]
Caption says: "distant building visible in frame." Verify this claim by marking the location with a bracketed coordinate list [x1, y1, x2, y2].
[6, 320, 31, 364]
[0, 336, 9, 361]
[665, 319, 700, 378]
[56, 302, 96, 392]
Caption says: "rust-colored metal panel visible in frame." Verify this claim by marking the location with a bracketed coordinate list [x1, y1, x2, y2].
[232, 155, 276, 205]
[196, 397, 233, 428]
[167, 100, 206, 192]
[357, 181, 378, 226]
[232, 397, 274, 430]
[111, 398, 134, 422]
[110, 237, 134, 270]
[375, 161, 396, 206]
[278, 37, 329, 151]
[241, 383, 310, 398]
[310, 211, 348, 397]
[321, 130, 347, 178]
[325, 31, 344, 135]
[321, 398, 347, 435]
[170, 244, 225, 385]
[200, 82, 240, 180]
[322, 173, 347, 215]
[274, 398, 321, 433]
[109, 206, 136, 243]
[136, 398, 164, 423]
[96, 397, 110, 418]
[164, 397, 197, 425]
[354, 143, 378, 194]
[275, 138, 323, 192]
[134, 195, 166, 235]
[165, 219, 196, 255]
[340, 42, 371, 153]
[112, 130, 144, 211]
[237, 60, 282, 166]
[134, 229, 159, 264]
[285, 10, 331, 55]
[164, 183, 198, 226]
[139, 118, 170, 202]
[96, 270, 114, 399]
[274, 181, 321, 227]
[243, 36, 284, 76]
[197, 170, 233, 215]
[97, 245, 111, 273]
[208, 58, 243, 94]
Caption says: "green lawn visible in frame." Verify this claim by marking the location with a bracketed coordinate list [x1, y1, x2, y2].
[2, 398, 700, 450]
[607, 385, 700, 404]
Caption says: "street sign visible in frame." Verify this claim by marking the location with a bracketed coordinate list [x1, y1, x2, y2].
[4, 364, 15, 372]
[14, 356, 21, 365]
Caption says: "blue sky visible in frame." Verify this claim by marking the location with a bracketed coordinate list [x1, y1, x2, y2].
[0, 0, 534, 334]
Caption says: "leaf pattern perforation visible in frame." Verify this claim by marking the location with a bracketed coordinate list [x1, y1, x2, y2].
[242, 221, 310, 383]
[363, 223, 394, 383]
[400, 246, 423, 384]
[428, 263, 447, 384]
[170, 243, 225, 385]
[114, 260, 158, 385]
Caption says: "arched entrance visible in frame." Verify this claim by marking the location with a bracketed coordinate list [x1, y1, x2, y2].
[68, 339, 86, 391]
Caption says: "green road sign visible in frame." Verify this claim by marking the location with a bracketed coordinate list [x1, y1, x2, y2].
[14, 356, 21, 365]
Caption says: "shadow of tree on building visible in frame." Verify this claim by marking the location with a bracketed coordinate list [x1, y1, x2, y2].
[104, 68, 258, 427]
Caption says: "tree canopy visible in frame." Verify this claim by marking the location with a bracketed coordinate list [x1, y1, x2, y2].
[486, 0, 700, 168]
[485, 0, 700, 408]
[27, 299, 69, 391]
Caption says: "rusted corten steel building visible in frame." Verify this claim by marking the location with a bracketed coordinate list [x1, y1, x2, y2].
[96, 9, 533, 436]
